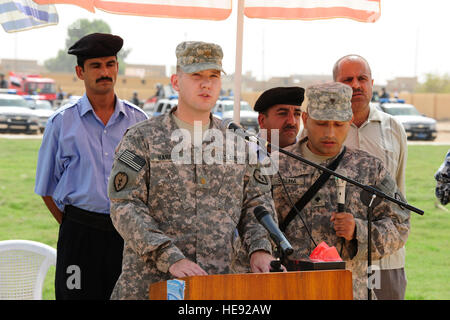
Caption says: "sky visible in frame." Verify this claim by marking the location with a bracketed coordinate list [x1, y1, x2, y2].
[1, 0, 450, 85]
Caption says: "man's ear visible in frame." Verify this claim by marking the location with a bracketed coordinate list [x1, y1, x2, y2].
[301, 111, 309, 125]
[171, 74, 180, 92]
[258, 113, 265, 128]
[75, 65, 84, 81]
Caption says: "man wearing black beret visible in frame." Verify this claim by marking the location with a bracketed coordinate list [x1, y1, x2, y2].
[35, 33, 148, 299]
[231, 86, 304, 273]
[255, 86, 305, 150]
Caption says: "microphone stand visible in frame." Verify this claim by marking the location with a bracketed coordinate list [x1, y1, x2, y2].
[253, 133, 423, 215]
[230, 127, 424, 300]
[269, 245, 285, 273]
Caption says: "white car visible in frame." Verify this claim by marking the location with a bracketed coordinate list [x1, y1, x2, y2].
[27, 99, 55, 133]
[144, 98, 178, 118]
[0, 94, 39, 134]
[379, 102, 437, 141]
[213, 99, 259, 133]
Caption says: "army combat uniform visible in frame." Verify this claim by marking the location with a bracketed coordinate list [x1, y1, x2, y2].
[435, 149, 450, 205]
[108, 110, 275, 299]
[272, 139, 410, 300]
[271, 82, 410, 300]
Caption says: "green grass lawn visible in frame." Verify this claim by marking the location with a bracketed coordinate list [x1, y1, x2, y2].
[0, 138, 449, 300]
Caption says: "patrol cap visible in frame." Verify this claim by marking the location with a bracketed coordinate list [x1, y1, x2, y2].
[254, 87, 305, 113]
[68, 33, 123, 60]
[176, 41, 225, 74]
[306, 82, 353, 121]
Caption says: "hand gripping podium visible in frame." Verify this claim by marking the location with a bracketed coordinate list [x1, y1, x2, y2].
[149, 270, 353, 300]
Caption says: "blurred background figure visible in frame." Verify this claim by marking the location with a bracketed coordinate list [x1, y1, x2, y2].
[0, 73, 8, 88]
[435, 150, 450, 206]
[131, 91, 140, 106]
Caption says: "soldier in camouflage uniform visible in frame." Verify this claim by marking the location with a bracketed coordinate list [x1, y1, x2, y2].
[435, 150, 450, 205]
[271, 82, 410, 300]
[108, 41, 278, 300]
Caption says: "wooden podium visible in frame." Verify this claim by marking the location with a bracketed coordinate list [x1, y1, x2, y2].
[149, 270, 353, 300]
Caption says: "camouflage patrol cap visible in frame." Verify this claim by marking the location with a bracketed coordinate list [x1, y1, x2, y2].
[306, 82, 353, 121]
[176, 41, 225, 74]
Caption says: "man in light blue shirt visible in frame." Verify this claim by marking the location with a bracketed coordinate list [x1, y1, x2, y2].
[35, 33, 147, 300]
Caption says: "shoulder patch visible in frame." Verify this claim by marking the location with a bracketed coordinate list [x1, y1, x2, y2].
[114, 172, 128, 191]
[118, 150, 146, 172]
[253, 168, 269, 185]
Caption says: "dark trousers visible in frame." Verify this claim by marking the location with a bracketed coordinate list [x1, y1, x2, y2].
[55, 205, 124, 300]
[373, 268, 407, 300]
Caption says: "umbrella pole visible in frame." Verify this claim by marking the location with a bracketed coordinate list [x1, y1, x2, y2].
[233, 0, 244, 124]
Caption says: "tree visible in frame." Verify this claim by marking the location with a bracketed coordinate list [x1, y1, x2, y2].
[44, 19, 130, 74]
[416, 73, 450, 93]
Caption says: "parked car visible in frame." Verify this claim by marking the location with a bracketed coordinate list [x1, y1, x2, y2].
[0, 94, 39, 134]
[213, 99, 259, 133]
[26, 98, 55, 133]
[212, 99, 259, 133]
[379, 100, 437, 141]
[57, 95, 83, 110]
[144, 98, 178, 117]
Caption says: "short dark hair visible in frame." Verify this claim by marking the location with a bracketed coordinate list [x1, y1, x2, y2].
[77, 57, 86, 69]
[332, 54, 372, 81]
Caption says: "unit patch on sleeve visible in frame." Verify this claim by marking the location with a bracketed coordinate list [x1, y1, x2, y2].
[253, 168, 269, 185]
[114, 172, 128, 192]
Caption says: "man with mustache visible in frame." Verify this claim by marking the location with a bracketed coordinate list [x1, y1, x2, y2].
[333, 55, 408, 300]
[35, 33, 148, 299]
[271, 82, 410, 299]
[230, 86, 304, 273]
[255, 86, 305, 151]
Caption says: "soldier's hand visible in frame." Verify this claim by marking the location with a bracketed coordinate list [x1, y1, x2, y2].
[168, 258, 208, 278]
[250, 250, 286, 273]
[331, 212, 356, 241]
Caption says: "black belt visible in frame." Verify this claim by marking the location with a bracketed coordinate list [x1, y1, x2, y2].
[64, 205, 116, 232]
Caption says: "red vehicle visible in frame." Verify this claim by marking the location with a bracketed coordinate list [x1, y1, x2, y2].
[8, 72, 57, 102]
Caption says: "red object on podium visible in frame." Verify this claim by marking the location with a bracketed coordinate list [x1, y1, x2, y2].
[149, 270, 353, 300]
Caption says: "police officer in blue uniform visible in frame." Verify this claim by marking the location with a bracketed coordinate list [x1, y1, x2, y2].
[35, 33, 148, 300]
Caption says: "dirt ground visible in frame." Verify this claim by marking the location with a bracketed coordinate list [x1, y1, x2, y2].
[433, 121, 450, 144]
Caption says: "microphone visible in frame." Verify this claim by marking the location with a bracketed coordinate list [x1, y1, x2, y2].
[221, 118, 269, 151]
[335, 177, 346, 213]
[221, 118, 255, 141]
[254, 206, 294, 256]
[221, 118, 243, 132]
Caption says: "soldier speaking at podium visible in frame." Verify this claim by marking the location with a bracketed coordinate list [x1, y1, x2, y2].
[108, 41, 278, 300]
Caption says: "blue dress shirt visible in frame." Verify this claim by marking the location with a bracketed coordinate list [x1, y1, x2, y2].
[35, 94, 148, 214]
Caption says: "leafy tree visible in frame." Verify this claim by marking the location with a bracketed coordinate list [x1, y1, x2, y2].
[45, 19, 130, 74]
[416, 73, 450, 93]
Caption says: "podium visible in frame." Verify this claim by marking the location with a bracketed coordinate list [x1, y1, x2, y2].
[149, 270, 353, 300]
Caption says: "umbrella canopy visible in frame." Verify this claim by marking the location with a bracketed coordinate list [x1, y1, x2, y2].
[33, 0, 233, 20]
[1, 0, 381, 120]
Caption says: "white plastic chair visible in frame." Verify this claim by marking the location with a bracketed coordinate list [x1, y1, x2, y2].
[0, 240, 56, 300]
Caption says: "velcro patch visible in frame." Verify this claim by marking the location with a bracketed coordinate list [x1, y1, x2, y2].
[114, 172, 128, 192]
[253, 168, 268, 185]
[118, 150, 146, 172]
